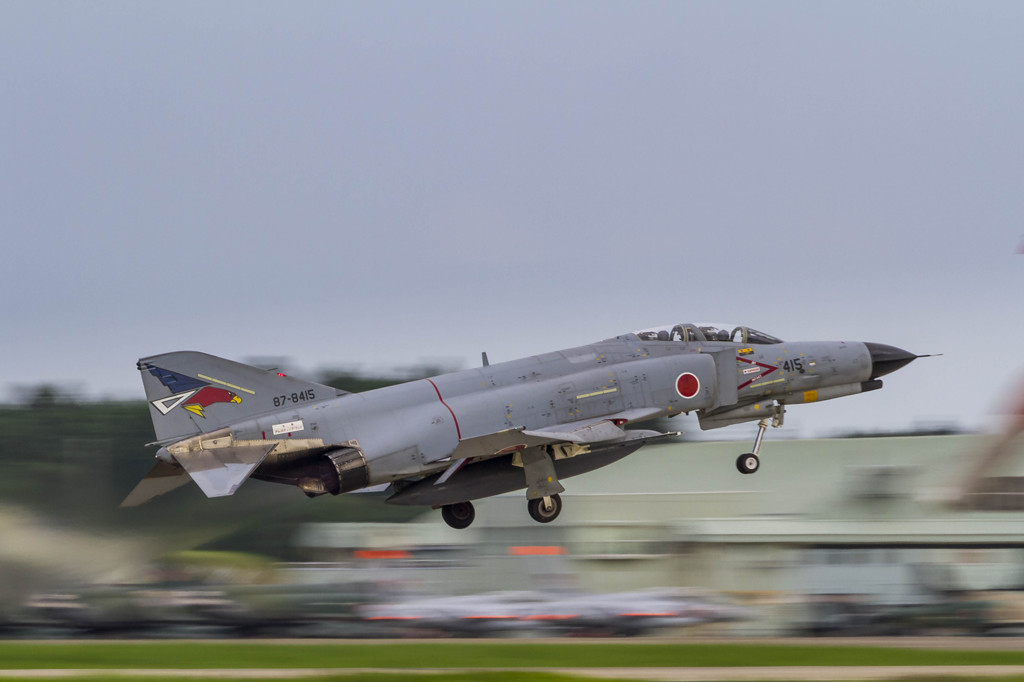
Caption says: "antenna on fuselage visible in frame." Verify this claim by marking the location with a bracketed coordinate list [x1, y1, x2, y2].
[482, 352, 490, 367]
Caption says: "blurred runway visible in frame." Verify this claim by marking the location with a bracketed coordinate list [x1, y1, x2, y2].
[11, 635, 1024, 647]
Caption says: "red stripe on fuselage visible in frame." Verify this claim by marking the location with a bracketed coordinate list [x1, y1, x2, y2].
[426, 378, 462, 439]
[737, 356, 778, 390]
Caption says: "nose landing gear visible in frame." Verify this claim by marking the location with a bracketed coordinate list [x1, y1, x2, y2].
[736, 453, 760, 474]
[527, 494, 562, 523]
[736, 405, 785, 475]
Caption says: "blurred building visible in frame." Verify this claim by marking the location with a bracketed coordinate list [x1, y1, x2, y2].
[295, 433, 1024, 635]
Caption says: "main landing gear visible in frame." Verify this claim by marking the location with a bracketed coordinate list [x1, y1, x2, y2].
[441, 446, 569, 529]
[440, 493, 564, 529]
[736, 405, 785, 475]
[441, 501, 475, 529]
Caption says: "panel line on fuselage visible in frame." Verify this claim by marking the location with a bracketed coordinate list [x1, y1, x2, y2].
[425, 378, 463, 439]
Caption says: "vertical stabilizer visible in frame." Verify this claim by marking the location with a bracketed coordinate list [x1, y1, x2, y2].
[138, 351, 343, 443]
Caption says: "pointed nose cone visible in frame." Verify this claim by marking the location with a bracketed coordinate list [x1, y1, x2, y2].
[865, 342, 920, 379]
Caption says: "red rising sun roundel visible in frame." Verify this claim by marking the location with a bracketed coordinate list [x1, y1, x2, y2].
[676, 372, 700, 399]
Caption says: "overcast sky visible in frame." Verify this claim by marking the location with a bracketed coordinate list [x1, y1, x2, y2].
[2, 1, 1020, 437]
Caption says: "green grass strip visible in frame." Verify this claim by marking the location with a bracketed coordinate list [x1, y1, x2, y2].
[6, 671, 1024, 675]
[0, 675, 626, 682]
[6, 641, 1024, 670]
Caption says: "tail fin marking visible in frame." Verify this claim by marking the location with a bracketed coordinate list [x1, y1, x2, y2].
[137, 351, 344, 442]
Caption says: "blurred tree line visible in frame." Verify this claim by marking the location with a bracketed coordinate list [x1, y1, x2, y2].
[0, 366, 453, 558]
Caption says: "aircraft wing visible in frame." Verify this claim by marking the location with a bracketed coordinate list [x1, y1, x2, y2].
[447, 429, 554, 461]
[524, 419, 627, 444]
[445, 407, 670, 462]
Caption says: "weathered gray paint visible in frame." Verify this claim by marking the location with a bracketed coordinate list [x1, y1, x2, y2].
[125, 323, 920, 524]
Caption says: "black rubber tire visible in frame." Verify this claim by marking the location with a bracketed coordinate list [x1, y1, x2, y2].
[527, 493, 563, 523]
[736, 453, 760, 474]
[441, 501, 475, 529]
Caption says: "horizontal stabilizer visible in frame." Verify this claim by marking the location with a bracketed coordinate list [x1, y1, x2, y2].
[120, 460, 192, 507]
[173, 444, 276, 498]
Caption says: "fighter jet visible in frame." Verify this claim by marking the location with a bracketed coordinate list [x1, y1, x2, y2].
[123, 322, 926, 528]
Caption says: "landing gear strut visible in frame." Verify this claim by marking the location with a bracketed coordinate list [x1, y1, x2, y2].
[527, 494, 562, 523]
[441, 501, 475, 529]
[736, 405, 785, 475]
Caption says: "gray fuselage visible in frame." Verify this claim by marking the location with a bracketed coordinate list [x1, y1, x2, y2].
[241, 334, 872, 487]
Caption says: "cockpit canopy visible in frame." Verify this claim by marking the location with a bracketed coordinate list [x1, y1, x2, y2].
[633, 322, 783, 345]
